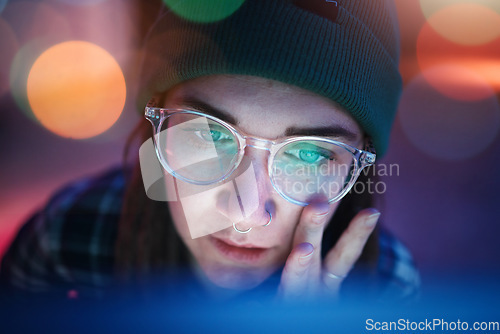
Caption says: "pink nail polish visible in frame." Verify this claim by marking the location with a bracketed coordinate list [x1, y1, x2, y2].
[298, 243, 314, 265]
[311, 202, 329, 224]
[312, 212, 329, 224]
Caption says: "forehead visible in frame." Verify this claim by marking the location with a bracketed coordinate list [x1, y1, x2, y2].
[163, 75, 363, 142]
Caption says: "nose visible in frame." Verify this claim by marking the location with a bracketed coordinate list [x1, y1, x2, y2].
[215, 146, 275, 231]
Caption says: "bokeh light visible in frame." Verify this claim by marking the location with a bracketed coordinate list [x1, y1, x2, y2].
[162, 0, 245, 23]
[420, 2, 500, 46]
[5, 1, 72, 117]
[54, 0, 140, 65]
[0, 18, 18, 98]
[27, 41, 126, 139]
[0, 0, 7, 13]
[419, 0, 500, 18]
[417, 64, 498, 102]
[10, 41, 52, 121]
[417, 12, 500, 100]
[399, 68, 500, 161]
[2, 1, 71, 45]
[55, 0, 106, 6]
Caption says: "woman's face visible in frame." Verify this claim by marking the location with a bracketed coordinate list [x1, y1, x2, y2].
[162, 75, 363, 290]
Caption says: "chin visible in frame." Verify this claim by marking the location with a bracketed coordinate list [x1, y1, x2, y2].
[202, 264, 271, 291]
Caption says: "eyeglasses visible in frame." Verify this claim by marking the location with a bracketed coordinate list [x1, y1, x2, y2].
[145, 107, 376, 206]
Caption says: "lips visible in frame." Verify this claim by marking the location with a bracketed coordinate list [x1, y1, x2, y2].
[211, 237, 269, 264]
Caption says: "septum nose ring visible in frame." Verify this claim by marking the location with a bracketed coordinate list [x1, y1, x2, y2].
[233, 210, 272, 234]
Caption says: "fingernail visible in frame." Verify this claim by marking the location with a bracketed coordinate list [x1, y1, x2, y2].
[298, 243, 314, 265]
[311, 203, 330, 224]
[365, 211, 380, 227]
[312, 212, 329, 224]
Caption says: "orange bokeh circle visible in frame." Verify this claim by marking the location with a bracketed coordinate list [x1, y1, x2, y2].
[399, 70, 500, 161]
[417, 8, 500, 101]
[27, 41, 126, 139]
[421, 2, 500, 46]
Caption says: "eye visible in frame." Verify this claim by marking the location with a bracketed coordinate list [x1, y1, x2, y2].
[193, 125, 234, 144]
[285, 146, 333, 164]
[198, 129, 222, 142]
[299, 149, 322, 163]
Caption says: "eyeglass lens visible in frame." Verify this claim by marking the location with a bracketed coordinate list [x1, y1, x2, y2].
[157, 113, 356, 204]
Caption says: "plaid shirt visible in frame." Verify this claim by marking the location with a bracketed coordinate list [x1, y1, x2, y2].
[0, 168, 420, 300]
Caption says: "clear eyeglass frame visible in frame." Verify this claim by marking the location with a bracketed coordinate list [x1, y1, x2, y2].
[145, 107, 376, 206]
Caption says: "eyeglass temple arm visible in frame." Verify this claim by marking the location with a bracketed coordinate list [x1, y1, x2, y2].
[144, 107, 164, 129]
[359, 138, 376, 166]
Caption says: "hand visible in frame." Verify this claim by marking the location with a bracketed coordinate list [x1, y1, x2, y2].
[278, 204, 380, 300]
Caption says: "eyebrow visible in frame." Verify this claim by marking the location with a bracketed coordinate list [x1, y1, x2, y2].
[284, 126, 358, 142]
[172, 95, 358, 142]
[172, 96, 239, 125]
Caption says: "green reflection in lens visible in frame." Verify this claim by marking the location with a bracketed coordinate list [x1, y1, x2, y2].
[299, 149, 320, 163]
[162, 0, 245, 23]
[201, 129, 221, 142]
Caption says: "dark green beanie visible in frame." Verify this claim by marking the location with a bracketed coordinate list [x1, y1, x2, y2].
[138, 0, 402, 156]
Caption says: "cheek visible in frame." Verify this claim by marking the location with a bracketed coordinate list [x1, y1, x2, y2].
[271, 199, 341, 245]
[167, 184, 227, 241]
[261, 199, 305, 249]
[167, 200, 190, 240]
[275, 203, 302, 234]
[165, 170, 240, 239]
[167, 196, 219, 266]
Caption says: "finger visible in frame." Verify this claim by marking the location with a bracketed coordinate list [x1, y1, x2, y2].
[292, 201, 331, 253]
[278, 242, 314, 299]
[322, 208, 380, 291]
